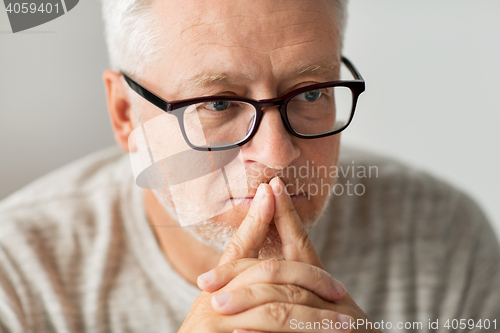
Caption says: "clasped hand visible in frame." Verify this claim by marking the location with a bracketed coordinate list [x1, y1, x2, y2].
[179, 177, 379, 333]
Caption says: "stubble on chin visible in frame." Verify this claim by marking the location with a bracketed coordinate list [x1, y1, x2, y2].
[184, 220, 286, 259]
[153, 162, 337, 259]
[184, 200, 328, 260]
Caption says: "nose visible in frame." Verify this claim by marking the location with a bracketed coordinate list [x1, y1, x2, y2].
[241, 106, 300, 169]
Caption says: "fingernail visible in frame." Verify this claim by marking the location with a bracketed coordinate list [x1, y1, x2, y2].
[255, 183, 266, 201]
[270, 177, 281, 194]
[337, 313, 354, 332]
[197, 270, 214, 285]
[332, 278, 347, 298]
[212, 292, 232, 308]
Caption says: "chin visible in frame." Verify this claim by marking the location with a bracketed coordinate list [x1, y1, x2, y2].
[185, 220, 285, 259]
[155, 174, 334, 256]
[184, 198, 327, 260]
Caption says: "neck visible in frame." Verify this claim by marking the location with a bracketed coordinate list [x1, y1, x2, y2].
[143, 189, 222, 286]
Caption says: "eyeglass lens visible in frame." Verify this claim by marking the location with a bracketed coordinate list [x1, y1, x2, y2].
[181, 85, 353, 148]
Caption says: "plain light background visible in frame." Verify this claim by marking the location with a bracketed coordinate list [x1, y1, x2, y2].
[1, 1, 499, 238]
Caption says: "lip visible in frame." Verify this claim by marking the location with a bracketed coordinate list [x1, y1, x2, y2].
[229, 193, 305, 206]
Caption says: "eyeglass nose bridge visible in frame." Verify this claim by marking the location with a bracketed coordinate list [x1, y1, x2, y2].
[250, 97, 295, 138]
[255, 96, 286, 110]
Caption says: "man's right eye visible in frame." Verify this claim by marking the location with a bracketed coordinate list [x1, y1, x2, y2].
[204, 101, 231, 111]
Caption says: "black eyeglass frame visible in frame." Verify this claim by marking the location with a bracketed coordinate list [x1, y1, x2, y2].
[122, 56, 365, 151]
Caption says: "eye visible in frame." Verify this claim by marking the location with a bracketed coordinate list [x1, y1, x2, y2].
[204, 101, 231, 111]
[297, 90, 322, 102]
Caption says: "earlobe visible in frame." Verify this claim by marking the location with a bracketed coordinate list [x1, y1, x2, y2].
[103, 69, 134, 152]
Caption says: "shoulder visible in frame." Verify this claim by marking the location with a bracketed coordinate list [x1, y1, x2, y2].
[0, 146, 132, 266]
[0, 146, 152, 332]
[0, 146, 129, 214]
[318, 151, 500, 322]
[325, 146, 495, 244]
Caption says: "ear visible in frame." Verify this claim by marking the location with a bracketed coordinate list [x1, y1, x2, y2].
[103, 70, 134, 152]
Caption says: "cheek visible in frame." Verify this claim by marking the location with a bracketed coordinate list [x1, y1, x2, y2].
[295, 135, 340, 207]
[134, 103, 164, 126]
[297, 134, 340, 167]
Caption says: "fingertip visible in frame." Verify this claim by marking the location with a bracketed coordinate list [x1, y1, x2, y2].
[211, 292, 232, 311]
[254, 183, 274, 217]
[334, 279, 347, 299]
[197, 270, 215, 290]
[327, 276, 347, 301]
[271, 177, 290, 201]
[261, 182, 274, 198]
[270, 176, 282, 194]
[255, 182, 268, 200]
[337, 313, 354, 333]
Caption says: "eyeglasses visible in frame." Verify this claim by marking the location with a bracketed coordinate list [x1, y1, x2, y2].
[122, 56, 365, 151]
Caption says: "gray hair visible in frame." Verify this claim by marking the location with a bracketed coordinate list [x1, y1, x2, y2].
[102, 0, 348, 78]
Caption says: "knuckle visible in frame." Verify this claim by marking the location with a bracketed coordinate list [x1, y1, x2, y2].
[311, 265, 325, 281]
[245, 211, 259, 226]
[259, 260, 280, 280]
[266, 302, 291, 327]
[225, 259, 240, 272]
[216, 260, 238, 281]
[274, 204, 295, 222]
[240, 286, 256, 302]
[294, 228, 312, 252]
[309, 266, 329, 290]
[311, 265, 329, 280]
[283, 284, 307, 304]
[225, 234, 247, 257]
[267, 257, 284, 262]
[286, 204, 296, 216]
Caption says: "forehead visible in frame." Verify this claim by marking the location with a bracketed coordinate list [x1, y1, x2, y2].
[149, 0, 340, 95]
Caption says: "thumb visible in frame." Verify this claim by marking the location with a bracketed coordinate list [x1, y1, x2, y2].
[218, 183, 274, 266]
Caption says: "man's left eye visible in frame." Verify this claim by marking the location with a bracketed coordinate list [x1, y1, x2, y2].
[297, 90, 322, 102]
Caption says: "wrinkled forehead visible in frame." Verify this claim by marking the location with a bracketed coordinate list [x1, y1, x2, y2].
[147, 0, 341, 91]
[158, 0, 339, 48]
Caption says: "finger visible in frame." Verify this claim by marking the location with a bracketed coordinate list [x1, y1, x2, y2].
[270, 177, 324, 268]
[212, 283, 332, 315]
[198, 258, 261, 291]
[224, 260, 346, 302]
[218, 183, 275, 266]
[222, 303, 353, 333]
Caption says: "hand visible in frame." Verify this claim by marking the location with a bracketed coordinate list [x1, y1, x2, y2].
[180, 178, 378, 332]
[207, 178, 380, 333]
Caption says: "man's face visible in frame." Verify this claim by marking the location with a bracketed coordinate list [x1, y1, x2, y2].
[137, 0, 341, 257]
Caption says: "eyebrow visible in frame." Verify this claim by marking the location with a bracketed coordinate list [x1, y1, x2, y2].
[192, 73, 231, 86]
[185, 62, 339, 90]
[297, 62, 339, 75]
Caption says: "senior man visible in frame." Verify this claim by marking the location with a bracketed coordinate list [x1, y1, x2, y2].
[1, 0, 499, 332]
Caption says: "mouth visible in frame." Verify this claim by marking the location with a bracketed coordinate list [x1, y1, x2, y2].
[229, 193, 306, 206]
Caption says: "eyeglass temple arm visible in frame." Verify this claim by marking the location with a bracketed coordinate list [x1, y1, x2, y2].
[341, 56, 364, 81]
[122, 57, 362, 111]
[121, 72, 169, 111]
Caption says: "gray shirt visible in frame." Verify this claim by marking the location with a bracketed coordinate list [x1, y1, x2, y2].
[0, 146, 498, 333]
